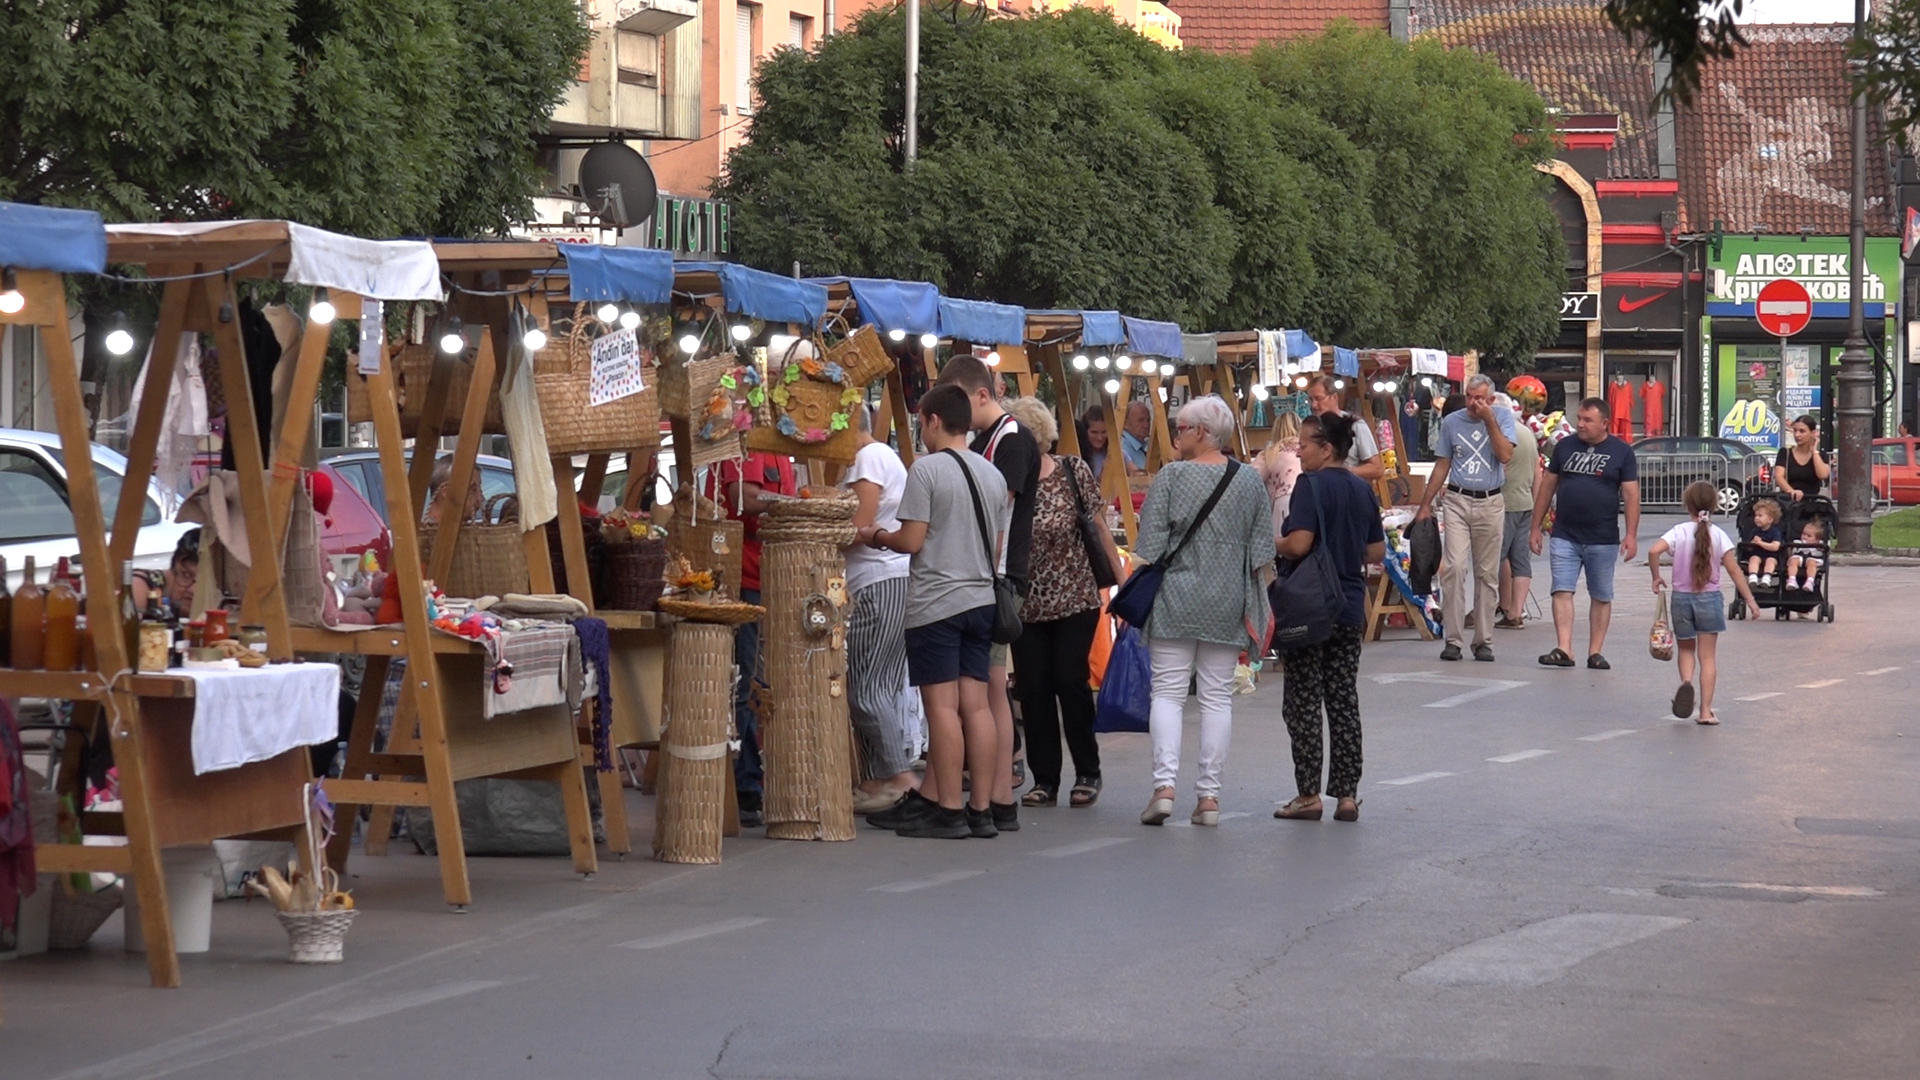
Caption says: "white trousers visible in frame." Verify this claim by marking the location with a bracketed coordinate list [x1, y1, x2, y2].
[1148, 637, 1241, 798]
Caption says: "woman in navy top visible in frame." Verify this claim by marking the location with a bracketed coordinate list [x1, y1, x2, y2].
[1274, 413, 1386, 824]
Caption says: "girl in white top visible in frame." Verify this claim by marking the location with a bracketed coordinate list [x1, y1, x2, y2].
[841, 406, 917, 809]
[1648, 481, 1759, 726]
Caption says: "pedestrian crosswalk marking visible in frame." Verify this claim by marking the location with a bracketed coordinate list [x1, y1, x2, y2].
[1379, 771, 1456, 786]
[1578, 729, 1637, 742]
[1035, 837, 1132, 858]
[619, 917, 770, 949]
[1487, 749, 1553, 763]
[1858, 666, 1901, 675]
[1798, 678, 1844, 689]
[1735, 692, 1783, 701]
[872, 870, 985, 893]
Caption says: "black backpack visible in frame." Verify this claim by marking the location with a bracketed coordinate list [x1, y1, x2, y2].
[1268, 474, 1345, 652]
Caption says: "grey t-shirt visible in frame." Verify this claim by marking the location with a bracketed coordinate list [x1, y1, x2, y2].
[1433, 405, 1519, 492]
[897, 449, 1010, 630]
[1342, 411, 1378, 469]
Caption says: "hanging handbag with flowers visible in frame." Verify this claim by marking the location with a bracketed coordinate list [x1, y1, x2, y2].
[1649, 586, 1675, 662]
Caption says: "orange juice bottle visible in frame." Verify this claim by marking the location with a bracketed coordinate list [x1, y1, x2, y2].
[10, 556, 43, 669]
[43, 556, 80, 671]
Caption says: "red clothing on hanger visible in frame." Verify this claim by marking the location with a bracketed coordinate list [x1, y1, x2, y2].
[1642, 378, 1666, 436]
[1607, 379, 1634, 438]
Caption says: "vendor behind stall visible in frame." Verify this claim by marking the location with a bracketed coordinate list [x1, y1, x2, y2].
[131, 528, 200, 614]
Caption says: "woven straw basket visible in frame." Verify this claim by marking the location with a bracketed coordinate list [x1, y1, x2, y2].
[605, 539, 668, 611]
[420, 493, 529, 599]
[828, 325, 894, 387]
[347, 344, 507, 436]
[653, 621, 738, 864]
[535, 305, 661, 455]
[48, 881, 122, 950]
[278, 909, 356, 963]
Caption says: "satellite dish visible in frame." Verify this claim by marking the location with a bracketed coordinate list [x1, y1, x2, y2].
[577, 142, 657, 229]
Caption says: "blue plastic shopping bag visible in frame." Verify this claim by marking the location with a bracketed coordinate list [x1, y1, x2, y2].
[1093, 625, 1151, 733]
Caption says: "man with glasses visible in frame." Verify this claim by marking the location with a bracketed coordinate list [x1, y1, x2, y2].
[1414, 373, 1516, 662]
[1305, 376, 1385, 482]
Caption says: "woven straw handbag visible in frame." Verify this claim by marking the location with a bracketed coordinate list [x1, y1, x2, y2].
[534, 304, 662, 455]
[419, 493, 529, 599]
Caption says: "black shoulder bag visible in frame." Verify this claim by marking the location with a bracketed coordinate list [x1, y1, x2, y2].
[1268, 472, 1343, 652]
[1060, 456, 1120, 590]
[944, 449, 1024, 645]
[1108, 460, 1239, 630]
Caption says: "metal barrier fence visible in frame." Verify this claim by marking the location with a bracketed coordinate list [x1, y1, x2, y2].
[1633, 452, 1748, 509]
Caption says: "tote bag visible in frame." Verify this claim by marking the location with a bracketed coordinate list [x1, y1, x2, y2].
[1267, 474, 1343, 652]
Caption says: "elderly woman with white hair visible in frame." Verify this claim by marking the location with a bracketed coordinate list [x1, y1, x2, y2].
[1001, 397, 1126, 809]
[1133, 394, 1274, 827]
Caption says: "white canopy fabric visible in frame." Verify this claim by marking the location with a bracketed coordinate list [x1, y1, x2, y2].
[104, 220, 444, 301]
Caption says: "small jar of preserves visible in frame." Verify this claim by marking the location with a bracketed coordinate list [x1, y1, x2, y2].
[238, 624, 269, 655]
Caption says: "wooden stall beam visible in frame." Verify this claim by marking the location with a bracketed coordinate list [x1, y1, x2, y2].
[110, 274, 189, 567]
[426, 335, 498, 586]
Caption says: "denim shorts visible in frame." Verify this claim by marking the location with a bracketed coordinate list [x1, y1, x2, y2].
[905, 604, 995, 686]
[1502, 510, 1533, 577]
[1549, 536, 1617, 602]
[1669, 588, 1727, 639]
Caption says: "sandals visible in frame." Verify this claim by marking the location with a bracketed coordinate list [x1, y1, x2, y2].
[1191, 797, 1220, 827]
[1274, 796, 1323, 820]
[1696, 711, 1720, 726]
[1021, 785, 1057, 808]
[1587, 653, 1610, 670]
[1140, 787, 1175, 826]
[1538, 648, 1576, 668]
[1333, 797, 1362, 822]
[1069, 776, 1102, 808]
[1671, 681, 1695, 719]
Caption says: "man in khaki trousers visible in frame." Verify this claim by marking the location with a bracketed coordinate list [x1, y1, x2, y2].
[1414, 374, 1517, 662]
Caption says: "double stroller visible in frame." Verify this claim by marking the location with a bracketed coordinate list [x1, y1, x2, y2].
[1728, 492, 1837, 623]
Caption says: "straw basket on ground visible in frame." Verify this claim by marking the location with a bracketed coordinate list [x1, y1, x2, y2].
[757, 493, 858, 842]
[653, 619, 741, 864]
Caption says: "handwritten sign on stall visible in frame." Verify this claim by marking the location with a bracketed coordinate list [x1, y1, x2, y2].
[589, 327, 645, 406]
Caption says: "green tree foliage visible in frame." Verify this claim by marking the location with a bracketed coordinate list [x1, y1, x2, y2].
[0, 0, 589, 236]
[719, 12, 1563, 361]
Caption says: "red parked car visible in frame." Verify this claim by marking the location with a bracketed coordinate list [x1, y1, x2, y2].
[313, 462, 394, 573]
[1871, 437, 1920, 505]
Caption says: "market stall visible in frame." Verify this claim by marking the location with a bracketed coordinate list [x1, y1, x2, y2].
[3, 208, 346, 987]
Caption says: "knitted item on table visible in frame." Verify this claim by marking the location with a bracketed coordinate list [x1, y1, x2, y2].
[573, 616, 614, 771]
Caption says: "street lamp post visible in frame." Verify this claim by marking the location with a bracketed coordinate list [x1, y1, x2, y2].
[904, 0, 919, 163]
[1836, 0, 1873, 551]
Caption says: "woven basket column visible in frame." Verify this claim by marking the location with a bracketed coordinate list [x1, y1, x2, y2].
[759, 495, 859, 841]
[653, 620, 738, 864]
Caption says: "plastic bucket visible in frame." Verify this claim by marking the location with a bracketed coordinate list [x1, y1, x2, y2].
[124, 847, 219, 954]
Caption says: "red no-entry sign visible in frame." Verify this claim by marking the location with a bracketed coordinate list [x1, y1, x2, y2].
[1755, 278, 1813, 337]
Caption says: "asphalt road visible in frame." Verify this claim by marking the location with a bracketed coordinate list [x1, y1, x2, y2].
[8, 515, 1920, 1080]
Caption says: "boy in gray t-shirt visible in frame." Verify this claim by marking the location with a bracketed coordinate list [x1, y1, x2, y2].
[856, 384, 1007, 840]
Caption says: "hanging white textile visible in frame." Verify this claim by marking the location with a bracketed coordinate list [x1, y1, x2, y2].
[123, 332, 209, 512]
[499, 308, 559, 531]
[1255, 329, 1285, 386]
[103, 220, 443, 301]
[1410, 348, 1449, 376]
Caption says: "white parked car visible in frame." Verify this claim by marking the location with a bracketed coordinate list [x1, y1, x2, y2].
[0, 428, 195, 592]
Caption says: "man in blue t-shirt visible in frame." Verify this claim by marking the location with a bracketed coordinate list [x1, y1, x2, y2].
[1414, 374, 1517, 662]
[1528, 397, 1641, 670]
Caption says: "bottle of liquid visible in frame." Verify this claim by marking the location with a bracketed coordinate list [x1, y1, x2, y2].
[43, 556, 81, 672]
[121, 563, 141, 670]
[10, 556, 43, 670]
[0, 556, 12, 667]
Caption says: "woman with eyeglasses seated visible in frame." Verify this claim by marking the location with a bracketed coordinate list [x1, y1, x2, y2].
[131, 528, 201, 614]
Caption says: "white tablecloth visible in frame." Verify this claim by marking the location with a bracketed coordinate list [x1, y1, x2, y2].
[185, 662, 341, 775]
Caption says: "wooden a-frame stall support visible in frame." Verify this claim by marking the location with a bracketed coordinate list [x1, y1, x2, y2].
[3, 214, 321, 987]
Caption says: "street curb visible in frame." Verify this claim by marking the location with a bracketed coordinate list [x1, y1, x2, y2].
[1834, 551, 1920, 565]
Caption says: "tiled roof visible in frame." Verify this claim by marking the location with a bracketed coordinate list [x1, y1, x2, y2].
[1410, 0, 1660, 178]
[1675, 25, 1896, 235]
[1167, 0, 1388, 54]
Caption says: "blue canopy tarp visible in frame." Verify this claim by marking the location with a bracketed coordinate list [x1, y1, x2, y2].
[1333, 346, 1360, 378]
[1123, 316, 1184, 359]
[678, 261, 828, 326]
[841, 278, 939, 336]
[0, 203, 106, 275]
[1078, 311, 1125, 347]
[938, 296, 1025, 345]
[560, 244, 674, 305]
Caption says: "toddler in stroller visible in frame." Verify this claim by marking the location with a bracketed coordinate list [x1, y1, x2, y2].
[1729, 492, 1836, 622]
[1740, 498, 1784, 586]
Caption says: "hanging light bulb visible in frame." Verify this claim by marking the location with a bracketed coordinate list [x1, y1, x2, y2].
[619, 310, 641, 332]
[1140, 358, 1159, 375]
[105, 324, 135, 356]
[1420, 376, 1433, 389]
[308, 289, 336, 326]
[1333, 379, 1345, 390]
[1385, 380, 1398, 394]
[1370, 380, 1384, 393]
[523, 323, 549, 352]
[1251, 383, 1270, 401]
[986, 351, 1001, 366]
[1115, 354, 1133, 371]
[730, 323, 751, 342]
[1103, 378, 1121, 395]
[919, 332, 938, 349]
[679, 333, 701, 354]
[0, 268, 22, 315]
[1071, 354, 1090, 371]
[1294, 375, 1309, 389]
[1094, 355, 1111, 370]
[887, 328, 907, 342]
[597, 303, 620, 325]
[438, 317, 465, 355]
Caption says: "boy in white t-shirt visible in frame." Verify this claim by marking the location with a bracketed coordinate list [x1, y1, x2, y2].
[1648, 481, 1760, 726]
